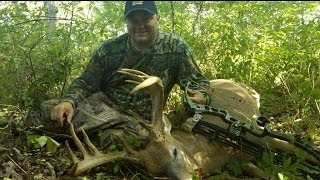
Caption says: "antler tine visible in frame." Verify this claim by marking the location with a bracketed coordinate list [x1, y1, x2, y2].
[118, 69, 164, 93]
[81, 128, 102, 156]
[118, 69, 167, 141]
[118, 69, 149, 82]
[118, 68, 149, 77]
[125, 80, 140, 88]
[130, 76, 163, 93]
[69, 123, 90, 159]
[66, 122, 137, 176]
[65, 140, 79, 163]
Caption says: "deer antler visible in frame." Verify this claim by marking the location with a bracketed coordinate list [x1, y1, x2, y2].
[118, 68, 171, 141]
[65, 123, 140, 176]
[65, 68, 172, 176]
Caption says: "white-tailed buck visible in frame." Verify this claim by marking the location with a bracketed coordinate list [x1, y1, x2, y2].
[65, 68, 320, 179]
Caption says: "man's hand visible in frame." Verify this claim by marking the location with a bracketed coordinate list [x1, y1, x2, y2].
[51, 102, 74, 126]
[187, 89, 207, 105]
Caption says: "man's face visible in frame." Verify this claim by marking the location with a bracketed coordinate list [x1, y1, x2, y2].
[126, 11, 159, 47]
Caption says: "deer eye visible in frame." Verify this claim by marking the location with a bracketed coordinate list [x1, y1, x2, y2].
[173, 148, 178, 158]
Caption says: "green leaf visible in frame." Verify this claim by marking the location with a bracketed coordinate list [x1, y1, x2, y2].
[27, 134, 48, 149]
[310, 90, 320, 99]
[113, 163, 120, 174]
[37, 136, 48, 148]
[278, 172, 288, 180]
[28, 135, 39, 148]
[46, 137, 60, 153]
[282, 157, 291, 170]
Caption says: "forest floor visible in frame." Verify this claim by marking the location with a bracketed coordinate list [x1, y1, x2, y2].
[0, 107, 319, 180]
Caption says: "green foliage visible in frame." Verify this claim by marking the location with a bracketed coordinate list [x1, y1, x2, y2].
[27, 134, 60, 152]
[225, 158, 247, 175]
[46, 136, 61, 152]
[28, 134, 48, 149]
[113, 163, 120, 174]
[257, 150, 320, 179]
[207, 167, 229, 180]
[1, 1, 319, 121]
[0, 2, 100, 109]
[260, 151, 278, 177]
[126, 135, 145, 149]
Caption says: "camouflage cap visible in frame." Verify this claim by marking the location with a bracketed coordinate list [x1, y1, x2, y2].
[124, 1, 157, 19]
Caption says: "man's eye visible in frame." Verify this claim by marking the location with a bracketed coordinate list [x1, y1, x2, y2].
[127, 16, 153, 24]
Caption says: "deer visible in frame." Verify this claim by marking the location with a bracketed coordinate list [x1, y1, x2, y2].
[65, 68, 320, 179]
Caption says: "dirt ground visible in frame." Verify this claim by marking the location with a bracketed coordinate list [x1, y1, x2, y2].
[0, 111, 319, 180]
[0, 122, 154, 180]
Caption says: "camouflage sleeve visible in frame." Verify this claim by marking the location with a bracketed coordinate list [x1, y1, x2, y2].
[177, 39, 211, 105]
[59, 48, 104, 109]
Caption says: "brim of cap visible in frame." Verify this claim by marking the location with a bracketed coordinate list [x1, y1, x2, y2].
[125, 8, 156, 19]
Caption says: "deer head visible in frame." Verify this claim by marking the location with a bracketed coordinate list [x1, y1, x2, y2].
[116, 68, 201, 179]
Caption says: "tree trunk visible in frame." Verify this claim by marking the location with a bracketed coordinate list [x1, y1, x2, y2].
[44, 1, 57, 37]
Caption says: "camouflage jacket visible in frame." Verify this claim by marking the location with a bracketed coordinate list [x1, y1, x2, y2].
[60, 31, 210, 120]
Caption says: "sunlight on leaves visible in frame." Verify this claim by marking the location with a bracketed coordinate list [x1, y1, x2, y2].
[28, 134, 48, 149]
[278, 172, 288, 180]
[46, 136, 60, 153]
